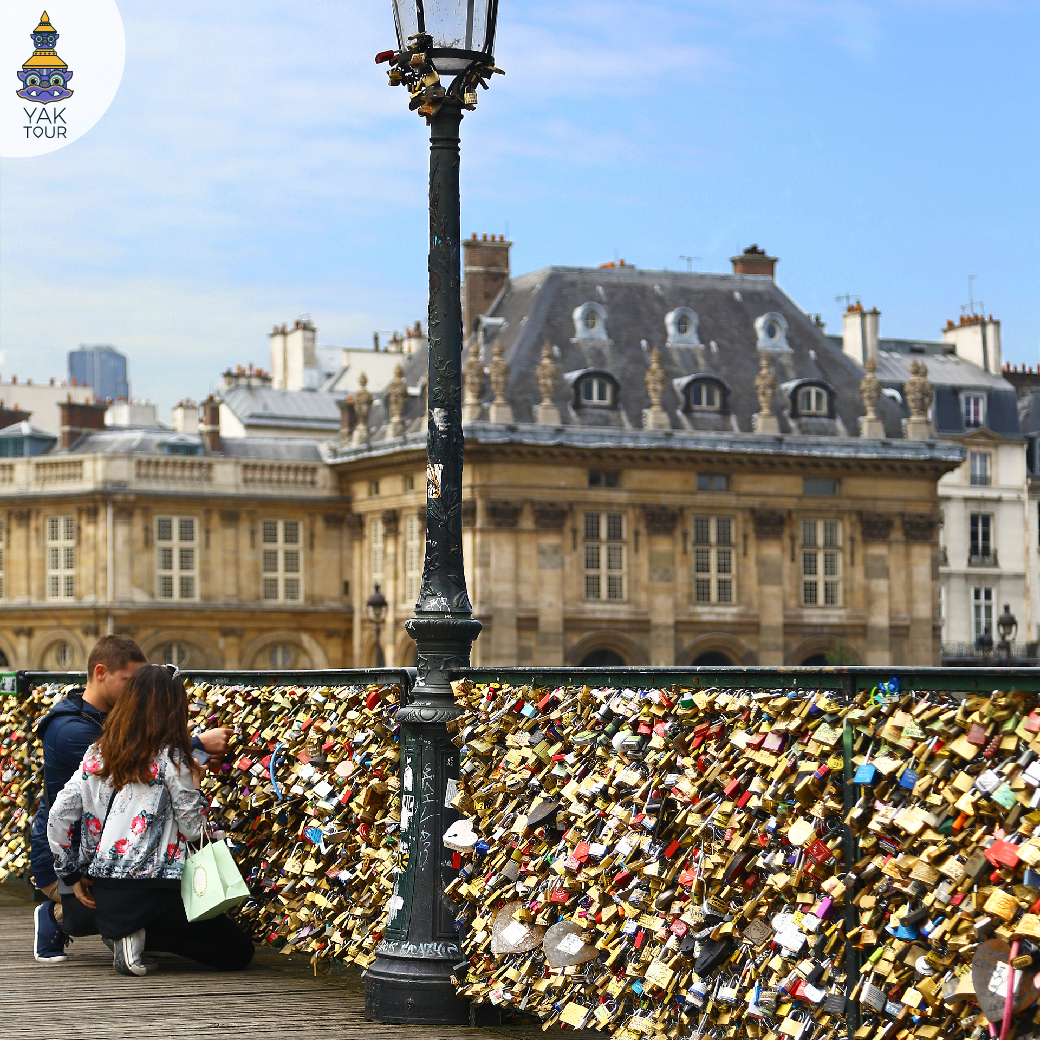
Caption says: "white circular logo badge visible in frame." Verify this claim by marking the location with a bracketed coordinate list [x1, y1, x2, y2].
[192, 865, 208, 898]
[0, 0, 125, 158]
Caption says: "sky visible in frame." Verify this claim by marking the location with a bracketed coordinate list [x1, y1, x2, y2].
[1, 0, 1038, 418]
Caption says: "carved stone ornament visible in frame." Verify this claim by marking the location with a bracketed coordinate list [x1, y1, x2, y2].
[532, 502, 568, 530]
[353, 372, 372, 445]
[902, 512, 939, 542]
[386, 363, 407, 436]
[489, 341, 509, 403]
[642, 505, 680, 536]
[645, 347, 665, 408]
[486, 500, 523, 528]
[536, 341, 558, 404]
[751, 508, 787, 540]
[346, 513, 364, 539]
[323, 512, 345, 528]
[219, 509, 240, 525]
[904, 360, 934, 420]
[754, 352, 778, 413]
[461, 500, 476, 529]
[860, 357, 882, 419]
[859, 512, 895, 542]
[463, 342, 485, 406]
[381, 508, 400, 538]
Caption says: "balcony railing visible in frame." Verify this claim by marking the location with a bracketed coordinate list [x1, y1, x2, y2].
[968, 550, 999, 567]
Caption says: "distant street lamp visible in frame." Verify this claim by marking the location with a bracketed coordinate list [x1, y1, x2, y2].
[997, 603, 1018, 662]
[366, 0, 502, 1025]
[366, 583, 388, 666]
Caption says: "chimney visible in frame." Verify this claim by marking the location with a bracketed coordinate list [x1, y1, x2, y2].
[172, 399, 200, 435]
[841, 303, 880, 365]
[943, 313, 1002, 375]
[0, 405, 31, 431]
[201, 395, 221, 452]
[730, 244, 778, 279]
[463, 233, 511, 341]
[59, 399, 107, 449]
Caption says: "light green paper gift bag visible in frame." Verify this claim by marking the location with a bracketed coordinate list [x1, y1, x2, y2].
[181, 834, 250, 922]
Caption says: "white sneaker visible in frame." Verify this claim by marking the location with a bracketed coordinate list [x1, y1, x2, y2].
[113, 928, 149, 977]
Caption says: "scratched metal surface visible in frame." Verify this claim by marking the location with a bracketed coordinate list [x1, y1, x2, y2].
[0, 884, 581, 1040]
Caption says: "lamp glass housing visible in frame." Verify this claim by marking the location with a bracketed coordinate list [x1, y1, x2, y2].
[367, 583, 389, 625]
[392, 0, 498, 74]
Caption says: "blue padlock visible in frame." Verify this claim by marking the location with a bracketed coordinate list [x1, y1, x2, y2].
[899, 768, 919, 790]
[854, 762, 877, 785]
[1024, 867, 1040, 889]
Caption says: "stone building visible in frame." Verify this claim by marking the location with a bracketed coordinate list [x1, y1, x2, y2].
[327, 242, 964, 667]
[837, 310, 1034, 660]
[0, 243, 966, 671]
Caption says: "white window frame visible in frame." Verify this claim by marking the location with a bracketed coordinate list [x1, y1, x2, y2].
[405, 513, 423, 605]
[798, 387, 828, 415]
[801, 519, 842, 607]
[970, 512, 993, 561]
[969, 451, 991, 487]
[691, 516, 735, 605]
[269, 643, 294, 668]
[46, 515, 75, 600]
[261, 519, 302, 603]
[689, 381, 721, 411]
[964, 394, 984, 428]
[972, 586, 994, 640]
[581, 377, 613, 407]
[0, 517, 5, 600]
[155, 516, 198, 601]
[583, 511, 626, 601]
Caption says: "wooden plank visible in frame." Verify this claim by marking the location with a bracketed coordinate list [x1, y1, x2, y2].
[0, 884, 578, 1040]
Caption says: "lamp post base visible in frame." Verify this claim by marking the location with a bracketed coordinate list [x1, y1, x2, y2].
[364, 950, 469, 1024]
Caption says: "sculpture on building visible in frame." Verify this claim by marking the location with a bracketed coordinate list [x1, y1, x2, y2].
[644, 347, 670, 430]
[534, 341, 560, 425]
[386, 363, 407, 439]
[753, 353, 779, 434]
[352, 372, 372, 446]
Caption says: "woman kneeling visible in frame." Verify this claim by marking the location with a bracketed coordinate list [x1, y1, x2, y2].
[47, 664, 254, 976]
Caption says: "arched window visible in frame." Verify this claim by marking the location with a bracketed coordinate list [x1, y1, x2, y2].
[688, 381, 721, 411]
[798, 386, 828, 415]
[161, 643, 190, 667]
[269, 644, 294, 668]
[580, 649, 625, 667]
[580, 377, 613, 406]
[55, 642, 73, 669]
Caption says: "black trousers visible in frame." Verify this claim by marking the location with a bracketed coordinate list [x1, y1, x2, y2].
[144, 903, 255, 971]
[93, 884, 254, 971]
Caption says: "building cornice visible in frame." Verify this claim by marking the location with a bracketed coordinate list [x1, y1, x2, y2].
[327, 423, 965, 472]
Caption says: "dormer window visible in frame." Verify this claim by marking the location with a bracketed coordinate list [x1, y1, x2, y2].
[964, 393, 984, 428]
[786, 379, 834, 419]
[688, 380, 721, 411]
[581, 377, 613, 406]
[754, 311, 790, 351]
[566, 368, 620, 410]
[572, 302, 608, 340]
[665, 308, 701, 346]
[799, 387, 828, 415]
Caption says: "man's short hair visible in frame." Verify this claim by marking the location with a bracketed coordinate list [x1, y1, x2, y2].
[86, 634, 146, 679]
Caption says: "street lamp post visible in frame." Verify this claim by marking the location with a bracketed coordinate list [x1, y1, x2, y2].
[365, 1, 501, 1024]
[997, 604, 1018, 663]
[367, 583, 388, 666]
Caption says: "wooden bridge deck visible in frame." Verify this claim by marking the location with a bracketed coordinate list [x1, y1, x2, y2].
[0, 885, 568, 1040]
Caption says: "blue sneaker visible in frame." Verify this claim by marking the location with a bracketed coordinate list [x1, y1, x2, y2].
[33, 901, 71, 964]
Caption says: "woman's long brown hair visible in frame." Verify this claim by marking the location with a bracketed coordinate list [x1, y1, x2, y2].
[96, 665, 197, 790]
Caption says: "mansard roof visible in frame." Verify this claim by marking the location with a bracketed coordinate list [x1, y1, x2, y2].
[341, 265, 912, 442]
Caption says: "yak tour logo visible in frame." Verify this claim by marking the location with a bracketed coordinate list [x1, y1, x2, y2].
[17, 12, 74, 105]
[0, 0, 125, 158]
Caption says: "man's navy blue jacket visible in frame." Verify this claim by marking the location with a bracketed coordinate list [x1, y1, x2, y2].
[30, 689, 104, 889]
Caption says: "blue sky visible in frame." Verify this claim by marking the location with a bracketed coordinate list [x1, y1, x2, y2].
[1, 0, 1038, 417]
